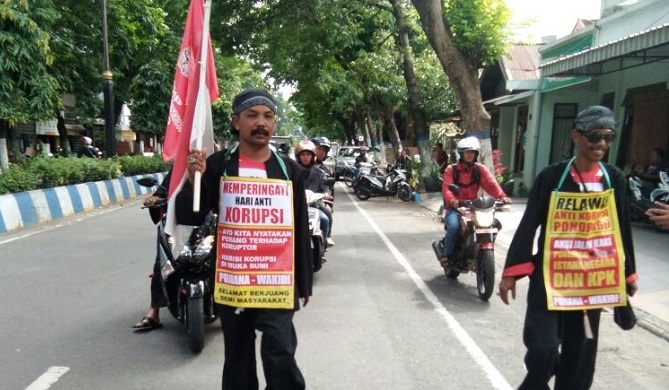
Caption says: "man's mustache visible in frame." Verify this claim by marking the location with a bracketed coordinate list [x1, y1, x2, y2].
[251, 128, 270, 136]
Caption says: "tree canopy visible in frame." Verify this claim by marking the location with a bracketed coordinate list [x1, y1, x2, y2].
[1, 0, 510, 150]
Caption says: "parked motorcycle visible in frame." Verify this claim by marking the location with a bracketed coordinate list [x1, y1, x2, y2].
[628, 173, 669, 232]
[431, 184, 508, 301]
[354, 166, 412, 202]
[136, 177, 218, 353]
[306, 190, 330, 272]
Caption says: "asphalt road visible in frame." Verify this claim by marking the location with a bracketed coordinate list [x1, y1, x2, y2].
[1, 183, 667, 389]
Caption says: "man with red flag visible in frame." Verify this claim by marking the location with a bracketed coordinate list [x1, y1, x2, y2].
[131, 0, 218, 332]
[163, 0, 218, 242]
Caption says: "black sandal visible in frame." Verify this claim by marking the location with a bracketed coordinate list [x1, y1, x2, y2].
[132, 316, 163, 331]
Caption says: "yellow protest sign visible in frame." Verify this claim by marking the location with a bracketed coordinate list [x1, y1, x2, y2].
[543, 189, 627, 310]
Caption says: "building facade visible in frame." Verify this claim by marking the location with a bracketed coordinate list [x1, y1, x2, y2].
[484, 0, 669, 189]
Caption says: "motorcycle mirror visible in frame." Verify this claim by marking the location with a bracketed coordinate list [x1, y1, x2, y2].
[448, 184, 460, 195]
[137, 177, 158, 187]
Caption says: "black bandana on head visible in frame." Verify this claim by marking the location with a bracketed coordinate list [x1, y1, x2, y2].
[230, 88, 277, 135]
[232, 89, 277, 115]
[574, 105, 617, 133]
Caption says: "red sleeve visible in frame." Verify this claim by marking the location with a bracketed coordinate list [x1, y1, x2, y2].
[502, 262, 535, 278]
[442, 164, 455, 205]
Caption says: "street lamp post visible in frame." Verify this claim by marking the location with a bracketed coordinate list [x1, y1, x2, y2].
[101, 0, 116, 157]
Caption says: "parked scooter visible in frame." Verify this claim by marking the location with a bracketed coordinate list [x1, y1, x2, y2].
[628, 173, 669, 232]
[306, 190, 329, 272]
[354, 165, 412, 202]
[431, 184, 508, 301]
[136, 177, 218, 353]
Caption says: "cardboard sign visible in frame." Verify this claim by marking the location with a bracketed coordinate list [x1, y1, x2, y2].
[543, 190, 627, 310]
[214, 177, 295, 309]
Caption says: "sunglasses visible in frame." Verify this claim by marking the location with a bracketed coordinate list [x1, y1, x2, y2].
[580, 131, 616, 144]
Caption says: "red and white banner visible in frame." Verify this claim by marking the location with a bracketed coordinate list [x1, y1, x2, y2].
[163, 0, 219, 238]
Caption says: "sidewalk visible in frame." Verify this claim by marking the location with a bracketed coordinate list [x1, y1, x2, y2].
[415, 192, 669, 342]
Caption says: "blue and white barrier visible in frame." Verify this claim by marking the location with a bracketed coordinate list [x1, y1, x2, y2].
[0, 172, 167, 234]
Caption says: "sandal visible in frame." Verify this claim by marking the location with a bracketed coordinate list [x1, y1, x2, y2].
[132, 316, 163, 331]
[439, 257, 449, 268]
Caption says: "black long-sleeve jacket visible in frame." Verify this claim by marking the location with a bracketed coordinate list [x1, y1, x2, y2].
[175, 149, 313, 306]
[502, 161, 638, 309]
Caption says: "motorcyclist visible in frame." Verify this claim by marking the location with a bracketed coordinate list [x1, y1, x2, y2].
[295, 140, 335, 247]
[437, 136, 511, 267]
[311, 137, 335, 197]
[77, 136, 101, 158]
[355, 145, 372, 166]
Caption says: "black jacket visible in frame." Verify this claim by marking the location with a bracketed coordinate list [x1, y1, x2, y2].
[503, 161, 637, 309]
[175, 149, 313, 305]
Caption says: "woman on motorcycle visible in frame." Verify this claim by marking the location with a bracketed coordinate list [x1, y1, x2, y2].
[295, 140, 335, 247]
[438, 137, 511, 267]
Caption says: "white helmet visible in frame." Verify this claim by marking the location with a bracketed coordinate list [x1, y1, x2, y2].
[456, 136, 480, 161]
[82, 136, 93, 146]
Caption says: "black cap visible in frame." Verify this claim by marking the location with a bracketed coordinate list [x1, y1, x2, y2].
[230, 88, 277, 135]
[574, 105, 617, 133]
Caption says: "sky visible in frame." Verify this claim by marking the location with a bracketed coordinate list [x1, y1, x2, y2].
[505, 0, 602, 41]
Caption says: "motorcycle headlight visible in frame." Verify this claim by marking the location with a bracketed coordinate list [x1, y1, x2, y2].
[473, 209, 495, 227]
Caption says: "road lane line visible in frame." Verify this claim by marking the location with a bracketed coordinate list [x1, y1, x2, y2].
[25, 366, 70, 390]
[350, 193, 513, 390]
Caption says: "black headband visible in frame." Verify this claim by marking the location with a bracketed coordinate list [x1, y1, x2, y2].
[232, 89, 277, 115]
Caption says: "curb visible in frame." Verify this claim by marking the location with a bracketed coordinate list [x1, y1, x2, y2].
[0, 172, 167, 234]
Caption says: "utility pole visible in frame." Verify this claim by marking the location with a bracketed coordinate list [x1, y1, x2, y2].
[101, 0, 116, 157]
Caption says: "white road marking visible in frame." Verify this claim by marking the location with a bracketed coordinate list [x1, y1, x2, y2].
[25, 366, 70, 390]
[349, 192, 513, 390]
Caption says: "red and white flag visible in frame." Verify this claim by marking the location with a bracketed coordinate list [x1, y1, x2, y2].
[163, 0, 219, 239]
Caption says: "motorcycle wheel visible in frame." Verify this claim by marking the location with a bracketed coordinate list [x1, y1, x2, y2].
[476, 250, 496, 301]
[344, 174, 354, 187]
[397, 184, 412, 202]
[355, 186, 371, 201]
[186, 295, 205, 353]
[313, 238, 324, 272]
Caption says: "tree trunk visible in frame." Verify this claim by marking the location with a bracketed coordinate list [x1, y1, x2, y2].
[0, 120, 9, 171]
[56, 112, 72, 156]
[409, 0, 494, 172]
[390, 0, 432, 178]
[382, 105, 401, 149]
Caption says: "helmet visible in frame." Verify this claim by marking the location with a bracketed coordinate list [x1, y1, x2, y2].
[82, 136, 92, 146]
[294, 140, 317, 157]
[311, 137, 331, 151]
[456, 136, 480, 161]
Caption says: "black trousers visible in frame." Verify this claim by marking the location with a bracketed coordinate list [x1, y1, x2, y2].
[218, 305, 305, 390]
[518, 306, 601, 390]
[150, 257, 167, 308]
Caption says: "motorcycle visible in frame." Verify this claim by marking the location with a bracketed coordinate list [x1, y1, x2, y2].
[431, 184, 508, 301]
[628, 173, 669, 232]
[136, 177, 218, 353]
[306, 190, 330, 272]
[354, 165, 412, 202]
[348, 162, 378, 189]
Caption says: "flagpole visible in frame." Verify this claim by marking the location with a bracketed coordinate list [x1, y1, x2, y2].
[193, 0, 212, 212]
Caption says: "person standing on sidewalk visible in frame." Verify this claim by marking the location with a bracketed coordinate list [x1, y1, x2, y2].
[499, 105, 639, 390]
[176, 88, 312, 390]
